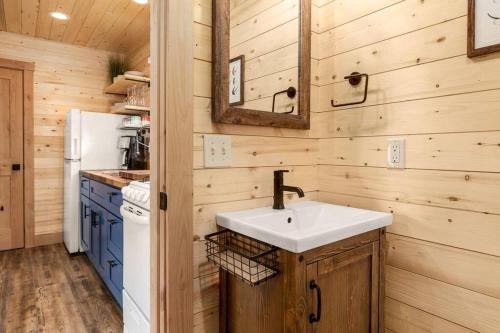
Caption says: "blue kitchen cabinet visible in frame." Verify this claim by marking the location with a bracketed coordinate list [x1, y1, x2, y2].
[103, 243, 124, 303]
[103, 208, 123, 264]
[80, 176, 124, 307]
[80, 193, 91, 252]
[90, 180, 122, 219]
[80, 177, 90, 197]
[91, 201, 106, 275]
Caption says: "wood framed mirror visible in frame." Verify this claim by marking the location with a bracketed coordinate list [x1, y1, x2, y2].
[212, 0, 311, 129]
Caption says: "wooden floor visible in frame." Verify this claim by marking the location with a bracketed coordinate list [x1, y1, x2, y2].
[0, 243, 123, 333]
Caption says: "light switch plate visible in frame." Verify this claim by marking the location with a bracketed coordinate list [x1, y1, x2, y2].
[387, 138, 405, 168]
[204, 134, 232, 168]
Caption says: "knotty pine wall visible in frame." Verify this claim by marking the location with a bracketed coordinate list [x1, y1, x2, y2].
[192, 0, 500, 331]
[0, 31, 118, 246]
[126, 42, 150, 77]
[315, 0, 500, 332]
[229, 0, 299, 112]
[192, 0, 321, 331]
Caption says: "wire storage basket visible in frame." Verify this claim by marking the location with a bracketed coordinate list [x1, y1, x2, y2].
[205, 229, 279, 286]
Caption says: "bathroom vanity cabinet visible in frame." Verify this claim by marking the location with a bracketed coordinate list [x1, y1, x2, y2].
[220, 228, 386, 333]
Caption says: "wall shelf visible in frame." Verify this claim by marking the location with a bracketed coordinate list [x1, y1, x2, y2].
[119, 125, 150, 131]
[104, 74, 150, 95]
[110, 105, 150, 115]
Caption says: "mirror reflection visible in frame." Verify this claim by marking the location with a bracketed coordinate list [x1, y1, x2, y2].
[229, 0, 300, 114]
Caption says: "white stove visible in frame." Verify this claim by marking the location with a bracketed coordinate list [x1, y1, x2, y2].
[122, 181, 150, 210]
[120, 181, 150, 333]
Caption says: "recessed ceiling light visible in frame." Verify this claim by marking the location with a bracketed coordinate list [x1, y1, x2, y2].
[133, 0, 148, 4]
[50, 12, 69, 20]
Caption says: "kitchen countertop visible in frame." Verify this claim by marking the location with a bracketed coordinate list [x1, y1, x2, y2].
[80, 170, 149, 189]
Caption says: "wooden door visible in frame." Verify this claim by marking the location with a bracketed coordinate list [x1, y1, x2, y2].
[0, 67, 24, 251]
[150, 0, 194, 331]
[307, 242, 380, 333]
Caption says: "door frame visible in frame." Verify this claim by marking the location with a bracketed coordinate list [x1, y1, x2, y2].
[0, 58, 35, 249]
[150, 0, 194, 332]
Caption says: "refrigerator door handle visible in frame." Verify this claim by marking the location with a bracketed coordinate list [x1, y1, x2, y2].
[73, 138, 79, 157]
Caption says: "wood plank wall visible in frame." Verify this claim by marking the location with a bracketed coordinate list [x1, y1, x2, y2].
[229, 0, 299, 112]
[315, 0, 500, 332]
[0, 31, 118, 246]
[126, 42, 150, 77]
[192, 0, 321, 331]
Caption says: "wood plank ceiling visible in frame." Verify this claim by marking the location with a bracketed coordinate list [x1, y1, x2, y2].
[0, 0, 149, 53]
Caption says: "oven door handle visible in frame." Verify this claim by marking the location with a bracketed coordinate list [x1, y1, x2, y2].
[120, 206, 149, 225]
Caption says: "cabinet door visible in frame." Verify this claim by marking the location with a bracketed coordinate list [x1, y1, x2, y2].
[307, 242, 379, 333]
[103, 248, 123, 306]
[103, 209, 123, 263]
[80, 195, 91, 251]
[89, 201, 102, 271]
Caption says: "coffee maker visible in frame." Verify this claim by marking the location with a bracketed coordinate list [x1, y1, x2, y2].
[121, 129, 149, 170]
[119, 136, 134, 169]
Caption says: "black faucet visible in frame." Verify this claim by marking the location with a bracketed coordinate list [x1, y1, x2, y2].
[273, 170, 305, 210]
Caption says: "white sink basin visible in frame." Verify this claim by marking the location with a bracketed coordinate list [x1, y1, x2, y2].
[216, 201, 392, 253]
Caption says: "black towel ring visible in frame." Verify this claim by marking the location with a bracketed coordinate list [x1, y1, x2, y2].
[272, 87, 297, 114]
[331, 72, 369, 108]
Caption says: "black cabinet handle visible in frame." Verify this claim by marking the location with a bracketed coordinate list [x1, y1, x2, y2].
[107, 218, 117, 225]
[12, 164, 21, 171]
[107, 192, 118, 197]
[91, 211, 98, 227]
[81, 179, 88, 186]
[107, 260, 117, 268]
[309, 280, 322, 323]
[84, 204, 90, 218]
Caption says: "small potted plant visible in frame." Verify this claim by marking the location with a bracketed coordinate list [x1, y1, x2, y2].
[107, 55, 129, 83]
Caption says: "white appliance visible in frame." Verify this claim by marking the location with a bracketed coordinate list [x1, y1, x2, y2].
[63, 109, 135, 253]
[121, 181, 151, 333]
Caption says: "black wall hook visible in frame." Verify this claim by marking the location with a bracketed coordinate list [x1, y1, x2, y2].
[272, 86, 297, 114]
[331, 72, 369, 108]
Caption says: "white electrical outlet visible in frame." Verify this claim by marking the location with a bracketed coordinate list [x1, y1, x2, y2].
[387, 138, 405, 168]
[203, 134, 232, 168]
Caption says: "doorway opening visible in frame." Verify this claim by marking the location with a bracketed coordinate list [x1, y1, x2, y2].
[0, 1, 194, 331]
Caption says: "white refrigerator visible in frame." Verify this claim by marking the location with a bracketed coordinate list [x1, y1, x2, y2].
[63, 109, 134, 253]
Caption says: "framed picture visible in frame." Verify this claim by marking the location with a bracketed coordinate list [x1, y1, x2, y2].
[229, 55, 244, 106]
[468, 0, 500, 57]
